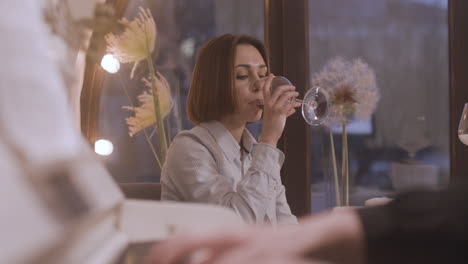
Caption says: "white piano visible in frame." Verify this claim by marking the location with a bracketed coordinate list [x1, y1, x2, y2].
[0, 1, 243, 263]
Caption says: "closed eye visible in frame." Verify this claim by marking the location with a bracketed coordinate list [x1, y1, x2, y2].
[236, 75, 248, 80]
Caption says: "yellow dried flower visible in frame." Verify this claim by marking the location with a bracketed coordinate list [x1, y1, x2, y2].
[123, 71, 173, 137]
[105, 7, 156, 78]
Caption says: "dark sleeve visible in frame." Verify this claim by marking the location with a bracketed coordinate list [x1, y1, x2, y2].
[357, 182, 468, 264]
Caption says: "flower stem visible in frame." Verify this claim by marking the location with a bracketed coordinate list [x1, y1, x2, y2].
[341, 123, 349, 206]
[329, 128, 341, 207]
[146, 55, 168, 165]
[118, 74, 162, 168]
[143, 127, 162, 168]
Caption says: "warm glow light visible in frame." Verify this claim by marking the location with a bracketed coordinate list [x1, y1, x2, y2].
[181, 37, 195, 57]
[101, 54, 120, 73]
[94, 139, 114, 156]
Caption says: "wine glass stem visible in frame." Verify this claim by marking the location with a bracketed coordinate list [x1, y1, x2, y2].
[294, 98, 304, 104]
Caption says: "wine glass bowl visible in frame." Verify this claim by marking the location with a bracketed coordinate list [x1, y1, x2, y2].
[458, 103, 468, 146]
[271, 76, 293, 91]
[271, 76, 330, 126]
[301, 86, 330, 125]
[396, 113, 430, 159]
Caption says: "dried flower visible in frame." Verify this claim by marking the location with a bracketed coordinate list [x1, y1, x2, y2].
[331, 83, 357, 122]
[312, 57, 379, 125]
[105, 7, 156, 78]
[123, 71, 173, 137]
[312, 57, 379, 206]
[348, 58, 380, 120]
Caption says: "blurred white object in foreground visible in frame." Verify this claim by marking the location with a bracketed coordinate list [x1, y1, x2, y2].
[0, 1, 243, 264]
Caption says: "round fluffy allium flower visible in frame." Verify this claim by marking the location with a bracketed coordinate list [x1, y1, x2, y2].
[105, 7, 156, 78]
[123, 71, 173, 137]
[312, 57, 380, 125]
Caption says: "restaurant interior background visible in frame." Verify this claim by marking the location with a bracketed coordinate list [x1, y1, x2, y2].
[4, 1, 468, 263]
[85, 0, 468, 215]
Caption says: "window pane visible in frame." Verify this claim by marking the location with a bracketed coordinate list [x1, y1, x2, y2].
[98, 0, 264, 183]
[308, 0, 449, 212]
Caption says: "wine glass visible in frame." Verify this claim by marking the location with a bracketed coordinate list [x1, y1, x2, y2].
[396, 113, 431, 159]
[458, 103, 468, 146]
[271, 76, 330, 126]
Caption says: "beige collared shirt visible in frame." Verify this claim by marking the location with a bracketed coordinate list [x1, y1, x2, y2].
[161, 120, 297, 224]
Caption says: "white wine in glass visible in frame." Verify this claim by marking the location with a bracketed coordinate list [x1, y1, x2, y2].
[458, 103, 468, 145]
[271, 76, 330, 126]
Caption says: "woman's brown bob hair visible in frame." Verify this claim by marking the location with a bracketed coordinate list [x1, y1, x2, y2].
[186, 34, 269, 124]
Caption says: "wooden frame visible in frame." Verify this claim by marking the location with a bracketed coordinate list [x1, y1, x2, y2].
[449, 0, 468, 183]
[265, 0, 311, 216]
[80, 0, 128, 144]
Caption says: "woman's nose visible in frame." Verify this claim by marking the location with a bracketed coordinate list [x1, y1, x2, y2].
[253, 78, 264, 93]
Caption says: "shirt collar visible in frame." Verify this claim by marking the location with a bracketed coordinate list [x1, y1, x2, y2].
[241, 128, 255, 154]
[199, 120, 257, 161]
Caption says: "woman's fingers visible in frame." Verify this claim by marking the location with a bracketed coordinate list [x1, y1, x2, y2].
[262, 74, 275, 100]
[261, 75, 299, 111]
[268, 84, 296, 106]
[287, 107, 296, 117]
[275, 91, 299, 111]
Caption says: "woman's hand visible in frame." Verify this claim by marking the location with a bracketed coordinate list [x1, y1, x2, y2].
[258, 74, 301, 146]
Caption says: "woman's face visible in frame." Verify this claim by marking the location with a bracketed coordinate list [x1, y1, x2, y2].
[232, 44, 267, 123]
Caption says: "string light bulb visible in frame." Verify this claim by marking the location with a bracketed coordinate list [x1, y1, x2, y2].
[101, 54, 120, 73]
